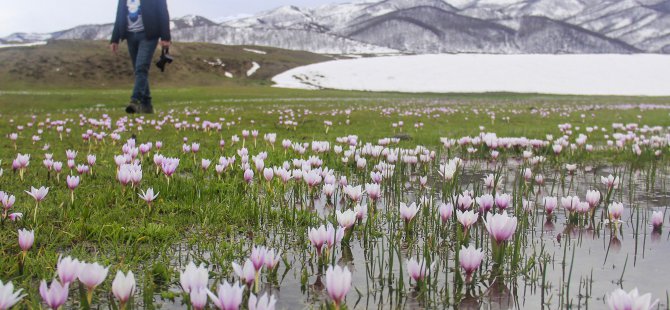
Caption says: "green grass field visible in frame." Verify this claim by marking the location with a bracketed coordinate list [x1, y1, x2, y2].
[1, 49, 670, 309]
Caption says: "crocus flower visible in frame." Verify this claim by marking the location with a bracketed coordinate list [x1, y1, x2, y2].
[17, 228, 34, 252]
[65, 150, 77, 160]
[459, 245, 485, 282]
[456, 193, 473, 211]
[180, 262, 209, 293]
[190, 288, 208, 310]
[8, 213, 22, 221]
[248, 293, 277, 310]
[608, 202, 624, 222]
[325, 265, 351, 307]
[39, 279, 69, 309]
[87, 154, 96, 167]
[244, 169, 254, 184]
[399, 202, 419, 223]
[365, 183, 381, 202]
[323, 184, 335, 198]
[324, 224, 344, 250]
[543, 197, 558, 215]
[202, 159, 212, 171]
[483, 174, 495, 189]
[336, 209, 356, 230]
[407, 257, 435, 283]
[344, 185, 363, 202]
[651, 211, 663, 230]
[484, 211, 518, 244]
[160, 158, 179, 180]
[601, 175, 620, 190]
[576, 202, 590, 214]
[439, 202, 454, 223]
[78, 262, 109, 304]
[585, 190, 601, 208]
[438, 161, 458, 180]
[138, 188, 159, 205]
[523, 168, 532, 181]
[494, 193, 511, 211]
[25, 186, 48, 202]
[250, 246, 266, 272]
[354, 204, 368, 221]
[57, 256, 82, 284]
[0, 280, 25, 309]
[456, 210, 479, 230]
[66, 175, 80, 190]
[552, 144, 562, 154]
[419, 176, 428, 187]
[112, 271, 135, 308]
[232, 259, 256, 286]
[2, 194, 15, 212]
[308, 225, 328, 255]
[606, 288, 658, 310]
[562, 196, 580, 213]
[303, 170, 322, 188]
[263, 249, 281, 271]
[476, 194, 494, 214]
[206, 281, 244, 310]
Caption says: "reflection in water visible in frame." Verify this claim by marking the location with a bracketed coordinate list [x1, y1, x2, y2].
[651, 231, 661, 243]
[459, 293, 481, 310]
[543, 219, 555, 233]
[163, 162, 670, 309]
[483, 279, 514, 310]
[609, 236, 622, 254]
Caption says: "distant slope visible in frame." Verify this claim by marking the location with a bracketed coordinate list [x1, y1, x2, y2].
[516, 16, 640, 53]
[0, 40, 330, 89]
[342, 6, 518, 53]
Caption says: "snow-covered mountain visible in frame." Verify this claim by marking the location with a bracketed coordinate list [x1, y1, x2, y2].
[3, 0, 670, 54]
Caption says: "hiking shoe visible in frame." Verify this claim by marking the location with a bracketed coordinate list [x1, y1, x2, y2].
[125, 99, 141, 114]
[141, 105, 154, 114]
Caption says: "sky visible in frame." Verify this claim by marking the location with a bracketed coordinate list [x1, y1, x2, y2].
[0, 0, 355, 37]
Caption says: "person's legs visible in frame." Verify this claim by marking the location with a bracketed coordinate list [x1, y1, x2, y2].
[133, 32, 158, 113]
[125, 32, 141, 113]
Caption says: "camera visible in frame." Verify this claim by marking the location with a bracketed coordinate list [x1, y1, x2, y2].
[156, 47, 173, 72]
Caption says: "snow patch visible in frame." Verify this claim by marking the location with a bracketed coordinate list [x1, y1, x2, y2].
[247, 62, 261, 77]
[0, 41, 47, 49]
[203, 58, 225, 67]
[273, 54, 670, 96]
[244, 48, 267, 55]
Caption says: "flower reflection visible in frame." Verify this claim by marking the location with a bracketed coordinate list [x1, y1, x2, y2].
[608, 236, 622, 254]
[543, 219, 555, 233]
[650, 230, 661, 243]
[484, 279, 513, 310]
[458, 293, 481, 310]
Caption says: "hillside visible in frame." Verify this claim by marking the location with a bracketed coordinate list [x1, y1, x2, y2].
[0, 40, 330, 89]
[4, 0, 670, 54]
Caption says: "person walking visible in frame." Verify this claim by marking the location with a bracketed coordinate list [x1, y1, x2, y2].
[110, 0, 171, 114]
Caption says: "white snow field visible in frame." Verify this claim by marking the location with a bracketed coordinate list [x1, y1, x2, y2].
[272, 54, 670, 96]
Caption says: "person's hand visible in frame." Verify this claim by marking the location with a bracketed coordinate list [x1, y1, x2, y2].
[110, 43, 118, 55]
[160, 40, 171, 48]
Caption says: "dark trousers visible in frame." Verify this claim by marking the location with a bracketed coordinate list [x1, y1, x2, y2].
[126, 31, 158, 107]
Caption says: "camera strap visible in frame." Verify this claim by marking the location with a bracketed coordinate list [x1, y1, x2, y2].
[162, 47, 170, 56]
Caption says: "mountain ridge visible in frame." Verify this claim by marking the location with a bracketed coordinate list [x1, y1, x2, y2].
[2, 0, 669, 54]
